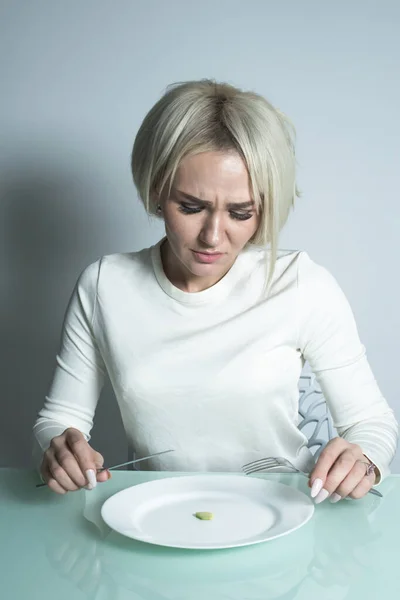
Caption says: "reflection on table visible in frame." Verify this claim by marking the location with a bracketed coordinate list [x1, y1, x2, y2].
[1, 470, 399, 600]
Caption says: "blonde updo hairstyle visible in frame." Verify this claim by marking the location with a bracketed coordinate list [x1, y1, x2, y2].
[131, 79, 299, 279]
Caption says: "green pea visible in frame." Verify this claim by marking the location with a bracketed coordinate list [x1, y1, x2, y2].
[194, 511, 214, 520]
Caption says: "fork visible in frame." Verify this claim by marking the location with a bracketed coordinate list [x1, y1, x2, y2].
[242, 456, 383, 498]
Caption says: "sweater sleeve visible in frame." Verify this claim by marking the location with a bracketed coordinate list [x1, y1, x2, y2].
[32, 259, 107, 467]
[297, 252, 398, 483]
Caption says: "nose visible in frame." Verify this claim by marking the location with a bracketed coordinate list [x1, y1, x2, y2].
[198, 211, 224, 248]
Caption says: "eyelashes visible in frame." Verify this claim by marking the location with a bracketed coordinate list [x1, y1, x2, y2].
[178, 204, 202, 215]
[178, 203, 253, 221]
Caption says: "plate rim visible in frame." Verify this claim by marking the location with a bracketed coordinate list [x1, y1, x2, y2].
[101, 474, 314, 550]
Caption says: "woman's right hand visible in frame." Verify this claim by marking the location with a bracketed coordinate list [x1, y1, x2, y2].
[40, 428, 110, 494]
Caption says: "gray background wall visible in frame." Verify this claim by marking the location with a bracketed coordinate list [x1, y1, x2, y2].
[1, 0, 399, 470]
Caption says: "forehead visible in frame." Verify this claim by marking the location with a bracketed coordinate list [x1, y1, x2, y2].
[173, 151, 252, 201]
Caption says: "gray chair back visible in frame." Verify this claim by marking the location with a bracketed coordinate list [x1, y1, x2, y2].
[298, 372, 334, 459]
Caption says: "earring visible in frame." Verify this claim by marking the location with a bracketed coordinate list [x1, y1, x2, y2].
[156, 204, 162, 214]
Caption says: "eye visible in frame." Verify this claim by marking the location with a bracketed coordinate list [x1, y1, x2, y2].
[178, 203, 203, 215]
[230, 211, 253, 221]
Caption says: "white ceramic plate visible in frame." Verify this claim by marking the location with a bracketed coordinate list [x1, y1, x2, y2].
[101, 475, 314, 550]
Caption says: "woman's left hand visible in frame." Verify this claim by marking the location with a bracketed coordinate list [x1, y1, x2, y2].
[309, 437, 377, 504]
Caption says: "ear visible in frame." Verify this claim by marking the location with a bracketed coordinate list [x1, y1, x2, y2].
[150, 191, 163, 215]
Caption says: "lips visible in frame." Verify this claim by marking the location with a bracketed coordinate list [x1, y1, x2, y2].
[192, 250, 223, 264]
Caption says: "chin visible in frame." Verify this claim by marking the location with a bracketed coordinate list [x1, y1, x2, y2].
[188, 262, 219, 276]
[192, 261, 231, 281]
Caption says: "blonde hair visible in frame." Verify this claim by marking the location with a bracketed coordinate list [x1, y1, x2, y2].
[131, 79, 299, 279]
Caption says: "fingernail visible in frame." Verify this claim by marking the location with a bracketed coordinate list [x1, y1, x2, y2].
[330, 493, 342, 503]
[314, 488, 330, 504]
[86, 469, 97, 489]
[310, 478, 324, 498]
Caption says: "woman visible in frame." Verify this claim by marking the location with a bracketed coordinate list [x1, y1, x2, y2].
[33, 79, 398, 503]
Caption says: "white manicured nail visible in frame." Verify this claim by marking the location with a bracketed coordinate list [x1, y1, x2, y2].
[86, 469, 97, 489]
[310, 478, 323, 498]
[330, 493, 342, 503]
[314, 488, 330, 504]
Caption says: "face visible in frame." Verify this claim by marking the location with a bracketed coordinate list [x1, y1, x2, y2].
[159, 151, 260, 292]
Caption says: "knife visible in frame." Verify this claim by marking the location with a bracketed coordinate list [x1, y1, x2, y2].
[36, 449, 174, 488]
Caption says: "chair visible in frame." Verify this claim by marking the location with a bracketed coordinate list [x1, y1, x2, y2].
[298, 371, 334, 459]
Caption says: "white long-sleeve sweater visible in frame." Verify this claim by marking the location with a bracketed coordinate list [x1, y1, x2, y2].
[33, 240, 398, 480]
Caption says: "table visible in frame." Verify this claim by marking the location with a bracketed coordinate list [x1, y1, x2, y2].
[1, 469, 399, 599]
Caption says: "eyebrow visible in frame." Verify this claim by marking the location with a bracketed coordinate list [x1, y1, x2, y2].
[175, 190, 255, 209]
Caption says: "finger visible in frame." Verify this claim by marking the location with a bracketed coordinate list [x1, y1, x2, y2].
[47, 448, 80, 492]
[329, 460, 367, 502]
[65, 429, 98, 489]
[93, 450, 109, 482]
[349, 470, 375, 500]
[310, 438, 349, 497]
[50, 442, 87, 488]
[93, 450, 104, 469]
[96, 470, 110, 483]
[41, 463, 67, 495]
[320, 449, 358, 496]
